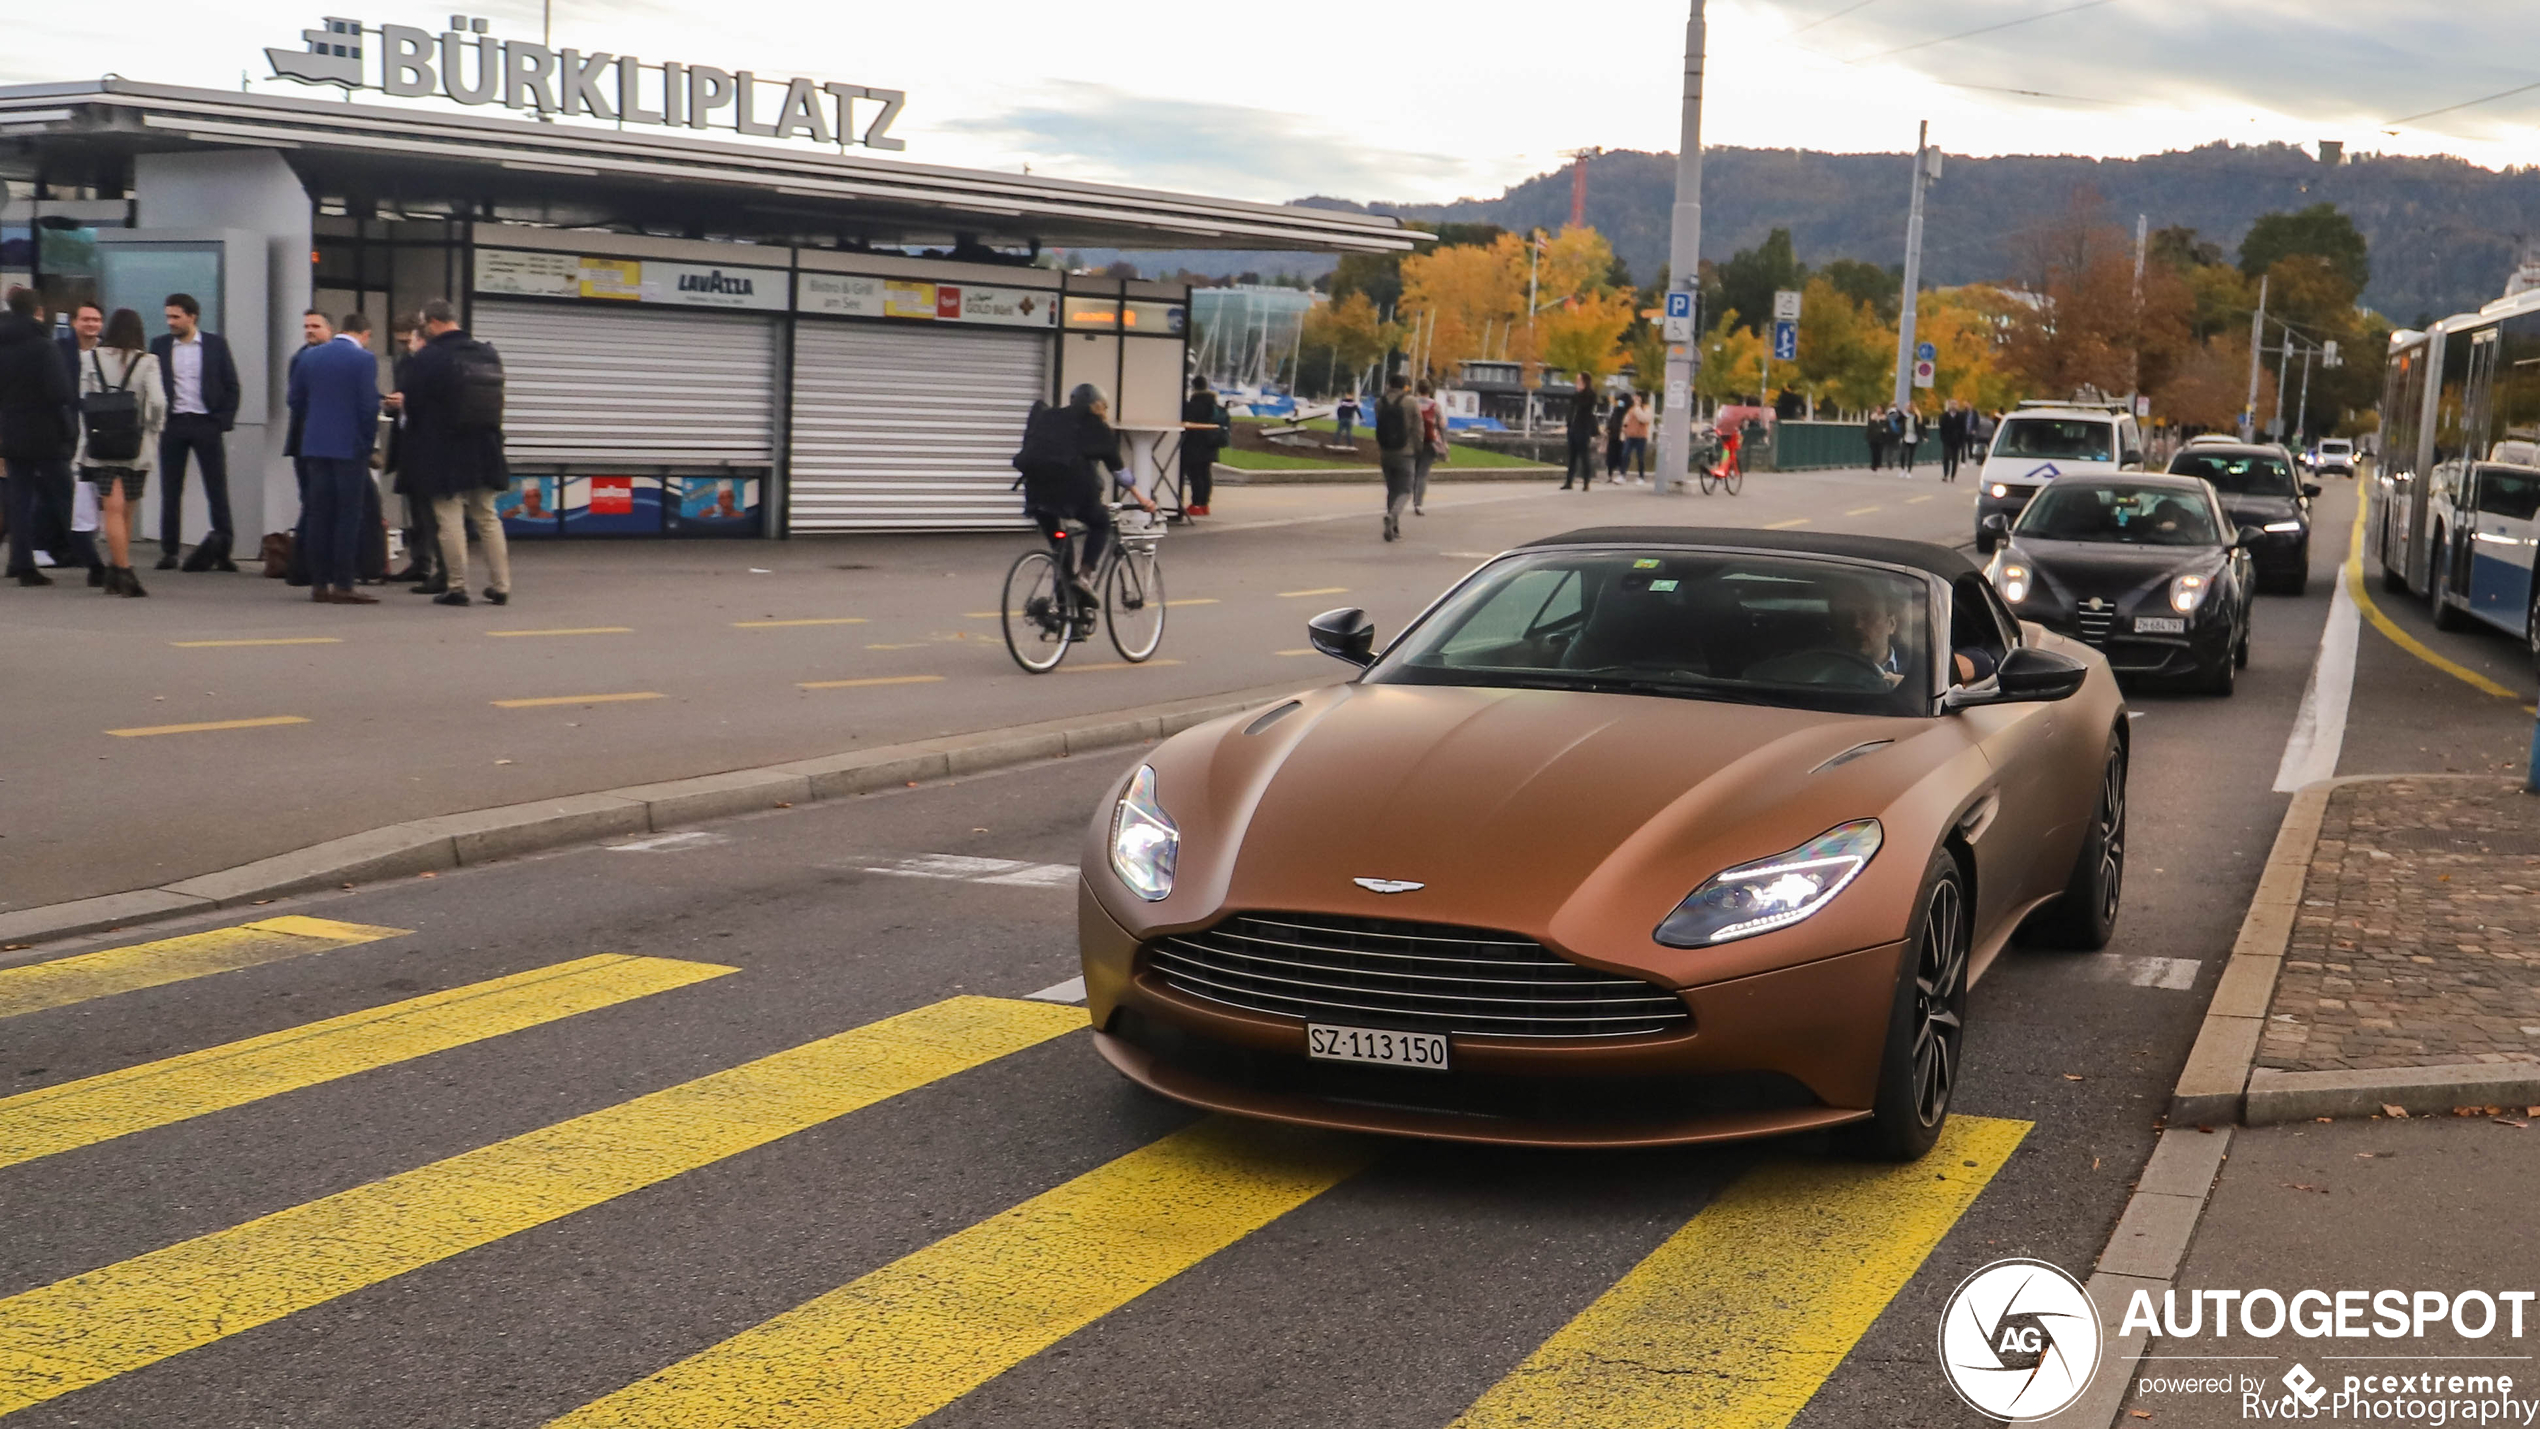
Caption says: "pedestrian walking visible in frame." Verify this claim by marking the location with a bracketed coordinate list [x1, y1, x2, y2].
[1413, 377, 1445, 515]
[1938, 400, 1966, 482]
[1178, 375, 1222, 517]
[1621, 393, 1652, 481]
[1898, 404, 1923, 475]
[1333, 391, 1359, 446]
[1864, 406, 1887, 471]
[383, 316, 439, 584]
[287, 309, 382, 605]
[0, 287, 84, 587]
[1375, 371, 1422, 542]
[150, 292, 242, 571]
[1561, 372, 1597, 491]
[74, 307, 164, 596]
[397, 298, 512, 607]
[1602, 391, 1627, 482]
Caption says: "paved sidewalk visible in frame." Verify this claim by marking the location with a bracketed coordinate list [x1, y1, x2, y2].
[2262, 779, 2540, 1074]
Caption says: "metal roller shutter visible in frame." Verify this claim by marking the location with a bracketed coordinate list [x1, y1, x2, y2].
[470, 300, 778, 466]
[787, 321, 1049, 531]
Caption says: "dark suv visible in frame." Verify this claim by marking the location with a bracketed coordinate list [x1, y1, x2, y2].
[2165, 443, 2318, 594]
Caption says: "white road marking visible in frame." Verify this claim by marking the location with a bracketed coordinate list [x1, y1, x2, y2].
[1026, 975, 1088, 1004]
[2273, 562, 2359, 792]
[858, 854, 1075, 888]
[608, 831, 732, 853]
[2080, 955, 2201, 990]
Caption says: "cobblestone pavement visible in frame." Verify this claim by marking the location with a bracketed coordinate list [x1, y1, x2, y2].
[2261, 777, 2540, 1073]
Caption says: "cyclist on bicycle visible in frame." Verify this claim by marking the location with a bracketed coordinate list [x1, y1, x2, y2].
[1015, 383, 1156, 599]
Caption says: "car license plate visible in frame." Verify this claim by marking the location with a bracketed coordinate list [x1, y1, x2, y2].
[2133, 616, 2186, 634]
[1306, 1023, 1449, 1071]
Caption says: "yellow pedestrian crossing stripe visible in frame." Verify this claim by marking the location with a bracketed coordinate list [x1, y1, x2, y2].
[0, 916, 407, 1021]
[0, 995, 1083, 1417]
[0, 955, 733, 1173]
[554, 1117, 1368, 1429]
[1447, 1115, 2030, 1429]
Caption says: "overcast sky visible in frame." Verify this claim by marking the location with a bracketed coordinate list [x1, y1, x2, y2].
[7, 0, 2534, 203]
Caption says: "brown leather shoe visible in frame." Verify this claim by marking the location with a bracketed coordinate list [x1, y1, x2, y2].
[326, 589, 380, 605]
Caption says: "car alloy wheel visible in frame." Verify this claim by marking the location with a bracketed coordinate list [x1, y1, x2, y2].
[2092, 755, 2126, 929]
[1909, 876, 1967, 1128]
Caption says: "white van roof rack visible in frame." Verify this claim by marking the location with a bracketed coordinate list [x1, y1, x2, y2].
[2013, 399, 2130, 413]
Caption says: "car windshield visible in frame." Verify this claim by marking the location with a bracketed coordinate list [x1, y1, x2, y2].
[2168, 451, 2296, 495]
[1365, 549, 1932, 717]
[1992, 418, 2114, 462]
[2019, 483, 2222, 546]
[2319, 441, 2351, 453]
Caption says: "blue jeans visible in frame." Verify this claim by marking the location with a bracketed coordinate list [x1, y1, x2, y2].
[301, 457, 369, 589]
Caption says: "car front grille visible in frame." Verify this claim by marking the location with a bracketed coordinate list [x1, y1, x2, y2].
[1145, 912, 1690, 1039]
[2074, 602, 2115, 645]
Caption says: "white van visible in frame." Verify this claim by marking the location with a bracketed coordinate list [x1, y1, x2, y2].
[1975, 402, 2146, 552]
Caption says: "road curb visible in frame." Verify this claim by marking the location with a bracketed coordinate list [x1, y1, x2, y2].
[2166, 781, 2334, 1126]
[0, 678, 1327, 951]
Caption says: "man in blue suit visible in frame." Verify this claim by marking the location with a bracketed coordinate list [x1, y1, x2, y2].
[287, 311, 382, 605]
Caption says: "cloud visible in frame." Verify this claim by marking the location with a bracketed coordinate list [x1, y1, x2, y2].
[934, 83, 1497, 203]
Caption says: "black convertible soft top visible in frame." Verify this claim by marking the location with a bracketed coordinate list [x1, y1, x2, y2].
[1518, 525, 1981, 582]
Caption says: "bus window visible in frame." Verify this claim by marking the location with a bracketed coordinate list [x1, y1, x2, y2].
[2478, 467, 2540, 521]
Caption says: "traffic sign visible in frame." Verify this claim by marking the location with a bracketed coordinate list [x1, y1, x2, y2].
[1772, 289, 1802, 322]
[1912, 358, 1935, 388]
[1771, 320, 1798, 362]
[1915, 340, 1936, 362]
[1663, 290, 1695, 341]
[1666, 291, 1694, 319]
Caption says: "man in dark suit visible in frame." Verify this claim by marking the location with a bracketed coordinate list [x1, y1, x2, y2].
[149, 292, 242, 571]
[286, 311, 381, 604]
[0, 287, 81, 586]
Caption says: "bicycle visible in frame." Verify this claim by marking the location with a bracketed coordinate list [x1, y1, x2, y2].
[1000, 504, 1167, 673]
[1694, 430, 1745, 496]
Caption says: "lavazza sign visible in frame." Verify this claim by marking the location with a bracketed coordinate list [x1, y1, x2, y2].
[265, 14, 905, 150]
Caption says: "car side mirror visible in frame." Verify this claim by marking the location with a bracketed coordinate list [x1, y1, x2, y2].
[1980, 512, 2011, 536]
[2235, 525, 2262, 549]
[1945, 646, 2088, 709]
[1307, 607, 1376, 667]
[2122, 448, 2144, 468]
[2302, 482, 2322, 499]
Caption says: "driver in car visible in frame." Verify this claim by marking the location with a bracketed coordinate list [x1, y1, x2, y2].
[1829, 581, 1908, 687]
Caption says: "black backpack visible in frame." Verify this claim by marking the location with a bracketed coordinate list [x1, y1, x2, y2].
[448, 340, 506, 432]
[81, 350, 144, 463]
[1374, 392, 1408, 449]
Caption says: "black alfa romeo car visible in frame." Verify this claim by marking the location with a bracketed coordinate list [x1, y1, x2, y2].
[1983, 474, 2256, 696]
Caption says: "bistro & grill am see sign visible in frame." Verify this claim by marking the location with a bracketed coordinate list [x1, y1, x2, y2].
[266, 15, 905, 150]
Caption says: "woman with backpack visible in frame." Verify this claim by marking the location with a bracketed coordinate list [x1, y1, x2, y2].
[76, 308, 166, 597]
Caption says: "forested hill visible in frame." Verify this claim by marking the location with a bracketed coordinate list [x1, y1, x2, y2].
[1298, 143, 2540, 327]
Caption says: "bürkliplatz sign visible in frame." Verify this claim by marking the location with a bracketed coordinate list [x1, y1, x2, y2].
[265, 14, 905, 149]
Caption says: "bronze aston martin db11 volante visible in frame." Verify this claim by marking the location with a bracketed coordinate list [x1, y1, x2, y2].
[1077, 528, 2128, 1159]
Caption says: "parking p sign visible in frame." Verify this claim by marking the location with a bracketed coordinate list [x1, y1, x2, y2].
[1663, 290, 1694, 342]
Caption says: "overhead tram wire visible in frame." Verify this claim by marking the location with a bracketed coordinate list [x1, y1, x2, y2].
[1843, 0, 2122, 64]
[2382, 75, 2540, 130]
[1785, 0, 1886, 39]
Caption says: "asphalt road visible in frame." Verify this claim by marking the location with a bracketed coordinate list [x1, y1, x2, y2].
[0, 474, 2432, 1428]
[2, 470, 1984, 913]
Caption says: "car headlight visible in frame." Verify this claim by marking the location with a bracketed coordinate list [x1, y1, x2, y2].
[1654, 819, 1883, 947]
[1109, 765, 1179, 901]
[2262, 520, 2302, 533]
[1989, 483, 2009, 498]
[2169, 573, 2209, 614]
[1996, 561, 2031, 604]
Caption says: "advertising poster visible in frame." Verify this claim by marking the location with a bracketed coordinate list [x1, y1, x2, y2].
[665, 476, 761, 536]
[474, 251, 786, 311]
[794, 274, 1057, 327]
[560, 475, 663, 535]
[495, 475, 560, 536]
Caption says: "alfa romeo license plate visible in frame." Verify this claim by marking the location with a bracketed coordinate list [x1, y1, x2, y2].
[1306, 1023, 1450, 1071]
[2134, 615, 2186, 634]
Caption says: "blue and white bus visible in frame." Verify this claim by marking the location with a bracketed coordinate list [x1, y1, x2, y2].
[2369, 291, 2540, 670]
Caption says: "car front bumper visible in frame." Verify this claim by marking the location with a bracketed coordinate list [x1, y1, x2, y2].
[1080, 880, 1901, 1148]
[2028, 609, 2234, 679]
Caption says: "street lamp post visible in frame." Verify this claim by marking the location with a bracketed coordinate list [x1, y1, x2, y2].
[1654, 0, 1706, 496]
[1890, 121, 1937, 412]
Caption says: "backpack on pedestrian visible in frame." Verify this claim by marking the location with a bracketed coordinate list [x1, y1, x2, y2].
[1375, 391, 1409, 450]
[80, 349, 145, 464]
[449, 340, 506, 431]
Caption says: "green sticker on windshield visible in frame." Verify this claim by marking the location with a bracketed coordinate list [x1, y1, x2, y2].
[1633, 558, 1662, 569]
[1649, 578, 1679, 592]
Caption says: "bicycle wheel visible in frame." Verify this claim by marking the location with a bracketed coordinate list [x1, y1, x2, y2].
[1001, 549, 1071, 673]
[1724, 461, 1744, 496]
[1698, 465, 1718, 495]
[1106, 547, 1167, 662]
